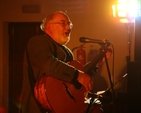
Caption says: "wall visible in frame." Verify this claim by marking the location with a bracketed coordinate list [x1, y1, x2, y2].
[0, 0, 135, 112]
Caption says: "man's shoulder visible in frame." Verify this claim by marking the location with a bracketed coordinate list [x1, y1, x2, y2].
[29, 34, 51, 42]
[31, 34, 49, 39]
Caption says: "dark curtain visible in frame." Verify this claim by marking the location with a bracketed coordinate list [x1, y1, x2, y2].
[8, 23, 44, 113]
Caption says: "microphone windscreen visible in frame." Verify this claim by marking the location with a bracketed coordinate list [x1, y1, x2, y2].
[79, 37, 86, 42]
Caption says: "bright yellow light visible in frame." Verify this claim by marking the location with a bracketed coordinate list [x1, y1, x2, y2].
[117, 4, 127, 10]
[119, 18, 129, 23]
[118, 0, 126, 2]
[128, 1, 138, 17]
[118, 11, 126, 17]
[112, 5, 116, 17]
[112, 0, 140, 23]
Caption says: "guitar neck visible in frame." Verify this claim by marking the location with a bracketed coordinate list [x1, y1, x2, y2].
[84, 51, 105, 74]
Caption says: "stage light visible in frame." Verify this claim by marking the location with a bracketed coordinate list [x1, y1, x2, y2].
[112, 0, 141, 23]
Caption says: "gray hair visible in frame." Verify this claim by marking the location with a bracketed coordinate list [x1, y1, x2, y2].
[40, 11, 68, 31]
[40, 18, 47, 31]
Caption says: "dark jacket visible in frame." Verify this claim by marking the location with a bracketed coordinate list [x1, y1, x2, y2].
[20, 34, 78, 113]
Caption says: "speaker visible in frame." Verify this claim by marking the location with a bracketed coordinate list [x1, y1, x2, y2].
[127, 61, 141, 112]
[135, 17, 141, 61]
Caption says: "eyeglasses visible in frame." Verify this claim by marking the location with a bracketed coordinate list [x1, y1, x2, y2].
[50, 21, 73, 28]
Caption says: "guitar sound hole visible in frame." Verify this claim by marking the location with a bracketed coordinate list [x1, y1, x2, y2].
[73, 81, 82, 89]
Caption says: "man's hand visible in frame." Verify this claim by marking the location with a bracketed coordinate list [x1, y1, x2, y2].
[97, 47, 112, 66]
[77, 70, 93, 91]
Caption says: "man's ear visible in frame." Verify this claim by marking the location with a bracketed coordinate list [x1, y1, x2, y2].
[44, 23, 49, 32]
[45, 23, 52, 35]
[46, 23, 52, 32]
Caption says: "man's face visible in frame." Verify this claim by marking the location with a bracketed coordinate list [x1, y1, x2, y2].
[46, 13, 73, 45]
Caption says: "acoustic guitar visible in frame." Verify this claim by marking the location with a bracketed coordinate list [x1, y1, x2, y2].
[34, 47, 107, 113]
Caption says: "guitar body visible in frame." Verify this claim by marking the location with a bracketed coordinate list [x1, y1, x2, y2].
[34, 60, 86, 113]
[34, 47, 107, 113]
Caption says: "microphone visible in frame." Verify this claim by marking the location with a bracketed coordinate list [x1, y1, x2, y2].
[79, 37, 108, 44]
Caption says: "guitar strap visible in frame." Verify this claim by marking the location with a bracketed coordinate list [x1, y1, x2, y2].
[26, 49, 47, 113]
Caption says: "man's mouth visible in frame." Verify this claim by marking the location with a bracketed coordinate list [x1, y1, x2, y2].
[64, 32, 70, 36]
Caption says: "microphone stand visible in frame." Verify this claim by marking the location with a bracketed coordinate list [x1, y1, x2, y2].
[80, 38, 119, 112]
[101, 44, 119, 113]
